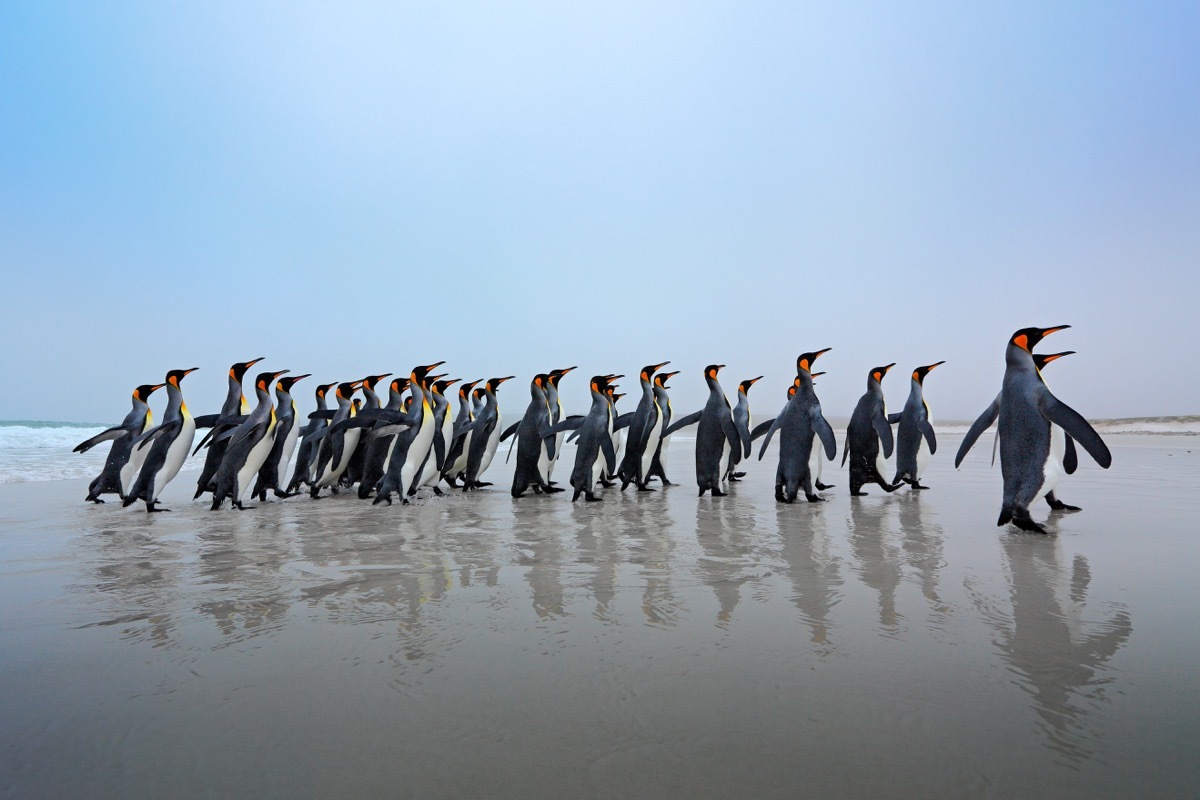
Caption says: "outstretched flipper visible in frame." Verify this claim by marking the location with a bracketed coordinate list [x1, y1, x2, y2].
[954, 397, 1000, 468]
[750, 418, 774, 441]
[1039, 393, 1111, 468]
[888, 412, 902, 424]
[133, 419, 182, 449]
[663, 411, 702, 437]
[721, 416, 741, 456]
[499, 422, 520, 442]
[756, 414, 785, 461]
[613, 412, 636, 431]
[601, 432, 617, 475]
[73, 426, 128, 453]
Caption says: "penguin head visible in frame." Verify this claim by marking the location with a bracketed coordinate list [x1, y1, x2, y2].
[362, 373, 392, 392]
[611, 392, 625, 403]
[230, 358, 265, 382]
[278, 374, 310, 393]
[654, 370, 680, 389]
[254, 370, 288, 394]
[458, 380, 481, 399]
[166, 367, 199, 388]
[1033, 351, 1075, 372]
[1009, 325, 1070, 353]
[912, 361, 945, 384]
[133, 383, 165, 402]
[640, 362, 670, 384]
[809, 371, 826, 387]
[531, 374, 550, 399]
[487, 376, 515, 393]
[796, 349, 831, 375]
[390, 377, 411, 398]
[588, 375, 610, 396]
[316, 382, 337, 401]
[869, 364, 896, 385]
[703, 364, 725, 383]
[433, 378, 460, 396]
[549, 367, 577, 387]
[738, 376, 763, 395]
[410, 361, 446, 384]
[335, 380, 362, 401]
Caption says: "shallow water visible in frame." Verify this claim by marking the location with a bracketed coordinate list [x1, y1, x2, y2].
[2, 436, 1198, 798]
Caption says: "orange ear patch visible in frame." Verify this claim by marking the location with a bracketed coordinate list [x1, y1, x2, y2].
[1014, 334, 1029, 351]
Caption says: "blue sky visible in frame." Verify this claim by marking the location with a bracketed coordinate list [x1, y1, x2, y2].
[2, 2, 1197, 423]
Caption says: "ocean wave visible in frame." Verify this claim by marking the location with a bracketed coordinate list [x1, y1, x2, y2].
[0, 421, 200, 484]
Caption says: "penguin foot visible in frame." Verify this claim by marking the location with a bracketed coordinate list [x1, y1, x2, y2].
[815, 482, 834, 490]
[599, 479, 616, 488]
[660, 478, 674, 486]
[698, 488, 707, 497]
[444, 478, 459, 488]
[732, 472, 747, 479]
[544, 485, 565, 494]
[90, 497, 106, 504]
[477, 481, 493, 488]
[911, 482, 930, 490]
[585, 493, 602, 502]
[711, 488, 727, 497]
[1046, 495, 1081, 512]
[636, 484, 656, 492]
[433, 487, 444, 497]
[372, 494, 392, 506]
[805, 493, 825, 503]
[851, 490, 869, 497]
[147, 503, 171, 513]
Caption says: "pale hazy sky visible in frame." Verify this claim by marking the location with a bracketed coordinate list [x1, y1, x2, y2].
[2, 2, 1197, 424]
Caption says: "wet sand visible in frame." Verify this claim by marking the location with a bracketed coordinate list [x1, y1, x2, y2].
[2, 435, 1198, 799]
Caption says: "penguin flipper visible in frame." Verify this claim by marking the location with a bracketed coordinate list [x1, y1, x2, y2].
[192, 414, 222, 429]
[887, 412, 902, 424]
[722, 416, 741, 454]
[228, 421, 268, 450]
[499, 422, 521, 442]
[663, 411, 701, 437]
[919, 420, 937, 454]
[434, 433, 446, 471]
[538, 426, 556, 461]
[954, 397, 1000, 468]
[549, 416, 583, 435]
[1064, 434, 1078, 475]
[1039, 393, 1111, 469]
[814, 415, 837, 461]
[133, 419, 182, 449]
[613, 412, 637, 432]
[840, 432, 850, 467]
[737, 421, 751, 459]
[601, 433, 617, 475]
[504, 427, 518, 463]
[74, 426, 129, 453]
[308, 410, 337, 420]
[873, 413, 894, 458]
[749, 419, 774, 442]
[757, 415, 784, 461]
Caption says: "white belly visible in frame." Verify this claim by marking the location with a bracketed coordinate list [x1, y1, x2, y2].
[479, 415, 502, 475]
[121, 419, 154, 495]
[237, 421, 278, 501]
[153, 416, 196, 501]
[1035, 424, 1066, 503]
[279, 420, 301, 488]
[718, 437, 730, 491]
[808, 441, 823, 480]
[318, 428, 361, 486]
[450, 429, 473, 476]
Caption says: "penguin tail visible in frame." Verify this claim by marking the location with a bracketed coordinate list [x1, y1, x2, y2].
[997, 504, 1014, 527]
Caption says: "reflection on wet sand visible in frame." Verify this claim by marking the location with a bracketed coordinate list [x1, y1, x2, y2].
[624, 492, 681, 627]
[775, 503, 842, 650]
[694, 500, 759, 624]
[895, 492, 951, 627]
[848, 498, 904, 631]
[974, 537, 1133, 765]
[572, 504, 619, 623]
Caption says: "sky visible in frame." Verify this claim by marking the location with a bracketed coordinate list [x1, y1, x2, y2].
[1, 1, 1197, 424]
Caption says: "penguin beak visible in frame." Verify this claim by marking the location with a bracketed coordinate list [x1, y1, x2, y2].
[750, 375, 763, 384]
[151, 383, 166, 392]
[499, 376, 515, 383]
[424, 361, 446, 371]
[654, 361, 671, 371]
[926, 361, 946, 371]
[293, 373, 311, 382]
[1041, 325, 1071, 336]
[1040, 351, 1076, 364]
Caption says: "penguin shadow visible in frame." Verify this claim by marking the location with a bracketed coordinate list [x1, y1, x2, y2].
[895, 492, 952, 623]
[847, 497, 905, 634]
[968, 537, 1132, 766]
[775, 502, 843, 653]
[693, 499, 758, 627]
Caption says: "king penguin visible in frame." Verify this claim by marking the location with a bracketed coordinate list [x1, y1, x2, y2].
[890, 361, 945, 490]
[842, 364, 901, 496]
[75, 382, 164, 503]
[568, 376, 620, 501]
[209, 369, 289, 510]
[663, 365, 742, 497]
[309, 380, 364, 497]
[442, 380, 481, 488]
[286, 382, 336, 495]
[462, 376, 515, 490]
[617, 361, 670, 491]
[954, 325, 1111, 534]
[727, 376, 763, 482]
[194, 358, 264, 499]
[123, 367, 199, 512]
[756, 350, 838, 503]
[646, 370, 680, 486]
[251, 373, 309, 501]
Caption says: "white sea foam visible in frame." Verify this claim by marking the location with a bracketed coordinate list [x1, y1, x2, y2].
[0, 421, 201, 484]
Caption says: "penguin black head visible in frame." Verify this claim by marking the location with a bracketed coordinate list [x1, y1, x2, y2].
[611, 392, 625, 403]
[549, 367, 577, 387]
[912, 361, 945, 384]
[640, 362, 670, 383]
[589, 375, 610, 395]
[703, 364, 725, 382]
[654, 370, 680, 388]
[166, 368, 199, 388]
[133, 383, 165, 402]
[869, 364, 896, 384]
[336, 380, 362, 400]
[433, 378, 460, 395]
[531, 374, 551, 397]
[316, 382, 336, 400]
[278, 374, 310, 392]
[796, 349, 831, 374]
[810, 371, 826, 386]
[738, 376, 763, 394]
[390, 377, 411, 395]
[1033, 351, 1075, 371]
[254, 370, 288, 394]
[362, 373, 392, 391]
[1010, 325, 1070, 353]
[230, 358, 265, 382]
[457, 380, 480, 398]
[411, 362, 446, 383]
[487, 376, 515, 393]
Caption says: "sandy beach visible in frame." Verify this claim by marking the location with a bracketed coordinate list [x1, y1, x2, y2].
[2, 434, 1198, 799]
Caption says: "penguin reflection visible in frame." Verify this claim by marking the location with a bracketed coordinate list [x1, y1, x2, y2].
[987, 538, 1132, 763]
[895, 493, 949, 619]
[776, 503, 842, 649]
[848, 499, 904, 631]
[694, 500, 757, 625]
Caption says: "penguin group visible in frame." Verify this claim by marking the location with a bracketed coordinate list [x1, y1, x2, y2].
[75, 325, 1112, 534]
